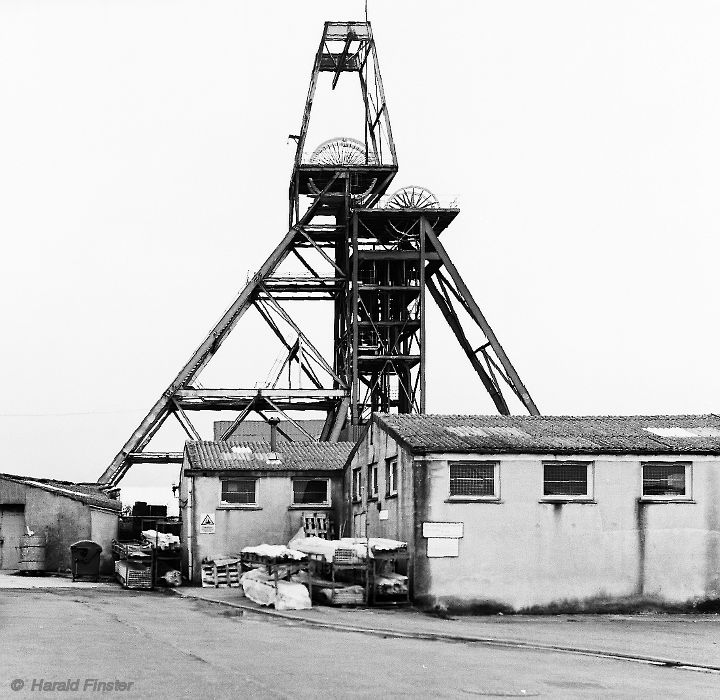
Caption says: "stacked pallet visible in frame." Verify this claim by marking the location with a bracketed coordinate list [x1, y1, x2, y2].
[201, 558, 242, 588]
[113, 540, 153, 590]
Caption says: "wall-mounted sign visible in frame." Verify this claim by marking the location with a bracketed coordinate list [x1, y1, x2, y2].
[422, 521, 464, 539]
[426, 537, 459, 558]
[378, 509, 389, 521]
[199, 513, 216, 534]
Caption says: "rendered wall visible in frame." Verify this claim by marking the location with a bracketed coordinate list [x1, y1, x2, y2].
[183, 471, 343, 582]
[25, 489, 90, 572]
[346, 423, 416, 576]
[90, 507, 119, 574]
[417, 453, 720, 611]
[0, 480, 118, 574]
[347, 423, 720, 611]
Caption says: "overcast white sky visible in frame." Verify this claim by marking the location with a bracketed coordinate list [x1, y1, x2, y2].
[1, 1, 719, 504]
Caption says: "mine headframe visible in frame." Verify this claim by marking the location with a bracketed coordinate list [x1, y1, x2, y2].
[98, 21, 538, 488]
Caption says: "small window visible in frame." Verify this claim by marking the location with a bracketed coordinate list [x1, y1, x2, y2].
[449, 462, 498, 499]
[221, 478, 257, 505]
[543, 462, 592, 500]
[292, 478, 330, 506]
[387, 458, 398, 496]
[642, 463, 691, 500]
[368, 464, 378, 498]
[352, 468, 362, 502]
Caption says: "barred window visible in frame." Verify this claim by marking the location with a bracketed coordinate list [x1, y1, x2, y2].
[543, 463, 590, 497]
[292, 478, 329, 506]
[449, 463, 496, 497]
[221, 479, 257, 505]
[642, 463, 688, 498]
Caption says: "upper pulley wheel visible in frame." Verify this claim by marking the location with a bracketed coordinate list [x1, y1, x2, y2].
[309, 137, 377, 166]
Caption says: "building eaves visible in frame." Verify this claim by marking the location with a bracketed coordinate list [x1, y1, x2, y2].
[374, 414, 720, 456]
[184, 440, 355, 473]
[0, 472, 122, 511]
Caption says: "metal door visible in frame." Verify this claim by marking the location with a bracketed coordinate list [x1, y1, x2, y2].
[0, 506, 26, 569]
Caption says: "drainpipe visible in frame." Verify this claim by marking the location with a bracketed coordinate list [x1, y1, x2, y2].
[269, 417, 280, 451]
[186, 475, 194, 583]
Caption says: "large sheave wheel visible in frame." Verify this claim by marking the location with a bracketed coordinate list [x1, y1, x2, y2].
[309, 137, 373, 165]
[387, 185, 439, 209]
[386, 185, 440, 237]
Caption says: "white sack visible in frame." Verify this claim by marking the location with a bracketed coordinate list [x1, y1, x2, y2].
[240, 568, 311, 610]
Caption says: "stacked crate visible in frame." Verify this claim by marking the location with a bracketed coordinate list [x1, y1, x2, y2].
[115, 559, 153, 590]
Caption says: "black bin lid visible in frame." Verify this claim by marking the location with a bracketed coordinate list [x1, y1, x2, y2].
[70, 540, 102, 553]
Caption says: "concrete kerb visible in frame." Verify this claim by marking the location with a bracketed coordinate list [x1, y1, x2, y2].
[173, 588, 720, 675]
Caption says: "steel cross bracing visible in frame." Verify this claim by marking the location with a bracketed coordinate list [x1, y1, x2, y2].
[98, 21, 538, 487]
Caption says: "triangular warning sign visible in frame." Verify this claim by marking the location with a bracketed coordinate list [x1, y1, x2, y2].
[200, 514, 215, 527]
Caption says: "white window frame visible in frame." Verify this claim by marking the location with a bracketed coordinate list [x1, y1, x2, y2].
[291, 477, 331, 507]
[387, 457, 398, 497]
[368, 463, 378, 499]
[641, 462, 693, 502]
[352, 467, 362, 502]
[541, 461, 594, 502]
[220, 477, 258, 507]
[448, 461, 500, 501]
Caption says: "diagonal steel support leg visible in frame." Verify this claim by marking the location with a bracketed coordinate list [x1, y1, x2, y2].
[255, 410, 294, 442]
[254, 302, 324, 390]
[99, 178, 339, 486]
[328, 397, 350, 442]
[427, 277, 509, 414]
[171, 399, 202, 441]
[219, 396, 258, 441]
[263, 397, 316, 441]
[258, 286, 346, 388]
[422, 217, 539, 415]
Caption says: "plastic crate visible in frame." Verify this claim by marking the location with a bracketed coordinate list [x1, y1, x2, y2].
[115, 560, 153, 590]
[319, 585, 365, 605]
[332, 548, 363, 565]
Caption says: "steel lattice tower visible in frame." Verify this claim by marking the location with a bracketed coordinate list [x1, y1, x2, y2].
[98, 21, 538, 487]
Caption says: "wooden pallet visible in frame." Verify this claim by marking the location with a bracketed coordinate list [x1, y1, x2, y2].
[302, 511, 333, 539]
[201, 562, 242, 588]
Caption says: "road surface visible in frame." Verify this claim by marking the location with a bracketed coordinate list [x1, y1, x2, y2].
[1, 587, 718, 698]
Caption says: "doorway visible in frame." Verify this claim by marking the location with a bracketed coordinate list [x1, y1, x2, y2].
[0, 505, 26, 569]
[353, 511, 366, 538]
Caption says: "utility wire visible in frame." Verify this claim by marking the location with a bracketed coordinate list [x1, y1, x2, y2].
[0, 409, 141, 417]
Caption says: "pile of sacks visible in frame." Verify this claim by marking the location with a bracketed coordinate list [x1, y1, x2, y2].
[240, 568, 311, 610]
[141, 530, 180, 550]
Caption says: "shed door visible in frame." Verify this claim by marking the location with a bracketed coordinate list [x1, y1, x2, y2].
[353, 512, 366, 538]
[0, 505, 26, 569]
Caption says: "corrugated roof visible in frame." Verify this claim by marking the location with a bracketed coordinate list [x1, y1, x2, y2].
[0, 473, 122, 511]
[375, 414, 720, 455]
[213, 420, 325, 442]
[184, 440, 354, 472]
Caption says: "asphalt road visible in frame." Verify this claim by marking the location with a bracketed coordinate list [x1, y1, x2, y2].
[1, 588, 719, 699]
